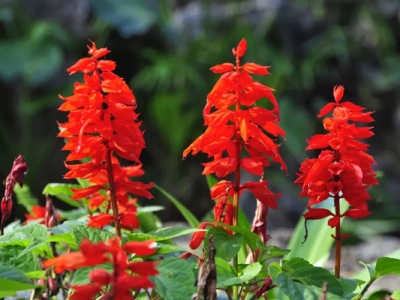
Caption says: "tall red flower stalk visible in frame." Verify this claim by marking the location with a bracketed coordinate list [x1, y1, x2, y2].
[295, 85, 378, 277]
[183, 39, 286, 289]
[58, 42, 153, 237]
[43, 238, 158, 300]
[1, 155, 28, 235]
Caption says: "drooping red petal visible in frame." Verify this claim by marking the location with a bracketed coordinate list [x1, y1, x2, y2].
[210, 63, 235, 74]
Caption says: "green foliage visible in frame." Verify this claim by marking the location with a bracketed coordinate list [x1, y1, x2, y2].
[154, 257, 197, 300]
[205, 227, 242, 261]
[0, 266, 41, 297]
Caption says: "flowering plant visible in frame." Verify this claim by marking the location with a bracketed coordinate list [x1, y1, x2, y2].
[0, 39, 399, 300]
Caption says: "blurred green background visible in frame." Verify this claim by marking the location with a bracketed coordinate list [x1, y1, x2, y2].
[1, 0, 399, 237]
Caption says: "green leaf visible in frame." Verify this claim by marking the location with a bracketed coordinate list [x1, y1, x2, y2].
[216, 258, 261, 287]
[368, 290, 392, 300]
[42, 183, 82, 208]
[147, 227, 202, 241]
[359, 261, 375, 279]
[89, 0, 157, 37]
[155, 243, 191, 254]
[289, 266, 343, 296]
[0, 246, 41, 273]
[47, 232, 77, 248]
[375, 257, 400, 278]
[0, 224, 48, 247]
[0, 278, 39, 297]
[16, 238, 51, 259]
[392, 289, 400, 300]
[264, 246, 291, 262]
[285, 197, 349, 265]
[69, 224, 115, 245]
[154, 257, 196, 300]
[14, 184, 38, 211]
[338, 277, 361, 296]
[137, 210, 162, 233]
[57, 208, 88, 221]
[154, 184, 200, 228]
[206, 227, 242, 261]
[216, 222, 264, 252]
[137, 205, 165, 213]
[0, 265, 32, 283]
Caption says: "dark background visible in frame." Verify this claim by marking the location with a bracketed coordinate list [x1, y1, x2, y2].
[1, 0, 399, 238]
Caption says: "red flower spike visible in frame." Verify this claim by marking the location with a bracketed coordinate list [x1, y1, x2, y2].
[58, 41, 154, 234]
[296, 85, 378, 248]
[184, 39, 285, 250]
[44, 238, 158, 299]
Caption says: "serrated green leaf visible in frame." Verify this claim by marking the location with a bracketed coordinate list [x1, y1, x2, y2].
[154, 184, 200, 228]
[282, 257, 312, 273]
[338, 277, 361, 296]
[0, 245, 41, 273]
[16, 238, 51, 259]
[42, 183, 82, 208]
[268, 262, 283, 283]
[154, 257, 196, 300]
[206, 227, 242, 261]
[375, 257, 400, 278]
[69, 224, 115, 245]
[57, 208, 88, 221]
[0, 224, 48, 247]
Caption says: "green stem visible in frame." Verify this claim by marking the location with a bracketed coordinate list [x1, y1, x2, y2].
[356, 279, 375, 300]
[106, 149, 121, 237]
[334, 194, 341, 278]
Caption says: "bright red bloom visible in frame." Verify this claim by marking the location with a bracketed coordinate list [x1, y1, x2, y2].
[296, 85, 378, 232]
[44, 238, 158, 299]
[25, 205, 46, 223]
[58, 41, 153, 231]
[184, 39, 286, 249]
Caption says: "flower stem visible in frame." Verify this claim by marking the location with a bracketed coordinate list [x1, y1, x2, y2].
[334, 194, 341, 278]
[106, 149, 121, 237]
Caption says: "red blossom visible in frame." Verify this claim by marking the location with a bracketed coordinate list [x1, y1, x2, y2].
[296, 85, 378, 233]
[184, 39, 285, 249]
[58, 41, 154, 232]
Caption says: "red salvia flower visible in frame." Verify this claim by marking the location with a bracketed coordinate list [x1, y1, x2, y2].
[183, 38, 286, 249]
[1, 155, 28, 234]
[295, 85, 378, 232]
[43, 238, 158, 300]
[58, 42, 153, 231]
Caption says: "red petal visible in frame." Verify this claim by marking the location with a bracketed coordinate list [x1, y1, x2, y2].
[234, 38, 247, 58]
[89, 269, 112, 286]
[242, 63, 270, 75]
[123, 240, 156, 256]
[188, 222, 211, 250]
[317, 103, 336, 118]
[71, 185, 104, 200]
[328, 215, 341, 228]
[87, 214, 114, 228]
[210, 63, 235, 74]
[333, 85, 344, 102]
[342, 209, 371, 219]
[303, 208, 333, 220]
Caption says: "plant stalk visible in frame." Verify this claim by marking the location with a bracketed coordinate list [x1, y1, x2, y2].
[106, 149, 121, 237]
[334, 194, 341, 278]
